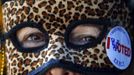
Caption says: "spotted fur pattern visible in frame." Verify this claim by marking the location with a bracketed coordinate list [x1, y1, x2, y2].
[2, 0, 133, 75]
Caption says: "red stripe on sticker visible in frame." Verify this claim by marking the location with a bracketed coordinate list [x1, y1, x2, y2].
[107, 37, 110, 49]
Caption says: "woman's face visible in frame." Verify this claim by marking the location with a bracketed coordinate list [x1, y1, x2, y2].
[2, 0, 132, 75]
[16, 24, 104, 75]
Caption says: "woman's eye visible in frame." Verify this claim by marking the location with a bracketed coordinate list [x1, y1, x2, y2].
[25, 33, 44, 42]
[70, 35, 96, 45]
[80, 36, 95, 44]
[22, 32, 46, 48]
[68, 24, 103, 46]
[16, 27, 47, 48]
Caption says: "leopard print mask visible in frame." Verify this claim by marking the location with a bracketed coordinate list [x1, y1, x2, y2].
[1, 0, 133, 75]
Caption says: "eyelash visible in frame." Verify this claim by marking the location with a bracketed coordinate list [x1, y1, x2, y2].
[64, 20, 108, 49]
[23, 32, 45, 42]
[2, 20, 107, 52]
[69, 35, 96, 45]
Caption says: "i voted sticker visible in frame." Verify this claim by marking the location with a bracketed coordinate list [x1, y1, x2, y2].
[106, 26, 132, 70]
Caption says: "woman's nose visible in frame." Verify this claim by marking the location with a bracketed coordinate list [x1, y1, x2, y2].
[45, 68, 81, 75]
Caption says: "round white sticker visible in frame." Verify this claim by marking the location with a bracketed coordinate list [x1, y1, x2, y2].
[105, 26, 132, 70]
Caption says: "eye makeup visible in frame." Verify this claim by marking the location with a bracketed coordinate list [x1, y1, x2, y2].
[65, 19, 109, 50]
[1, 21, 49, 52]
[17, 27, 46, 48]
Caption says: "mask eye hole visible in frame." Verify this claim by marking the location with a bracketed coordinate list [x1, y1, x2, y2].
[69, 25, 102, 46]
[65, 19, 108, 49]
[17, 27, 47, 48]
[7, 21, 49, 53]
